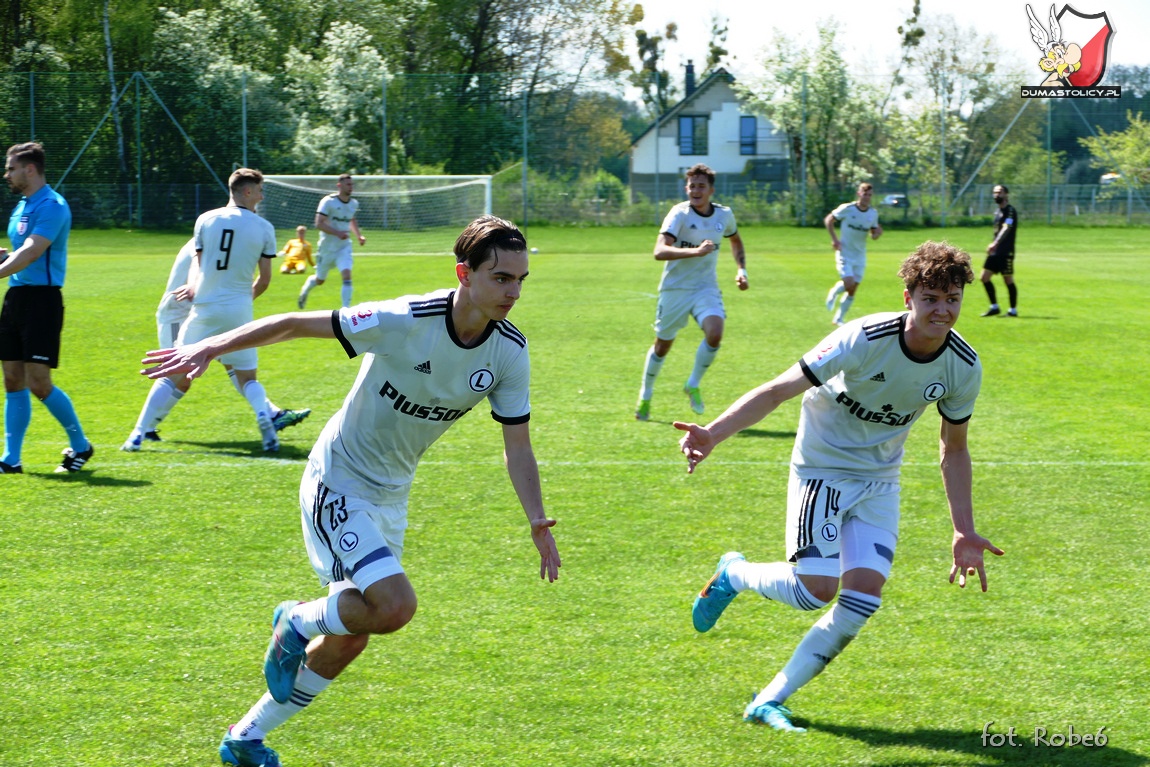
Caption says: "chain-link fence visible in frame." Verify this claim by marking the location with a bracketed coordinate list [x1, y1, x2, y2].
[0, 70, 1146, 230]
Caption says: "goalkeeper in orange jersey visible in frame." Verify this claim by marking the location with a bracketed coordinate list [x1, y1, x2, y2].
[279, 225, 314, 275]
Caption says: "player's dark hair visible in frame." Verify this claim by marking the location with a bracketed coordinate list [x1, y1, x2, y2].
[338, 173, 352, 181]
[858, 182, 874, 193]
[995, 184, 1009, 194]
[454, 215, 527, 270]
[898, 241, 974, 293]
[685, 163, 716, 186]
[229, 167, 263, 195]
[6, 142, 45, 175]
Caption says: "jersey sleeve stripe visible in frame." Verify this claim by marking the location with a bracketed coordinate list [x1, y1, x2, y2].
[945, 334, 978, 366]
[799, 359, 822, 387]
[495, 322, 526, 348]
[863, 317, 902, 339]
[332, 310, 357, 358]
[937, 403, 973, 425]
[492, 411, 530, 425]
[410, 297, 450, 316]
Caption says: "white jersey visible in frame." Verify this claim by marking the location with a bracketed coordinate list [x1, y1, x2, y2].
[155, 238, 195, 326]
[831, 203, 879, 260]
[310, 289, 531, 504]
[794, 312, 981, 481]
[657, 201, 738, 292]
[192, 205, 277, 306]
[316, 194, 360, 254]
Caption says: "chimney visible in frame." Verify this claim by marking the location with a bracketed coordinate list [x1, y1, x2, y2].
[685, 60, 696, 98]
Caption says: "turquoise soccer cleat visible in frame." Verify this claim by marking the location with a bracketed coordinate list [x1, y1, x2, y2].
[744, 700, 807, 733]
[263, 600, 307, 703]
[219, 726, 282, 767]
[692, 551, 745, 632]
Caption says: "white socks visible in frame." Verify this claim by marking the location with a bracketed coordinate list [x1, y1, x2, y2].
[290, 593, 350, 639]
[242, 380, 272, 429]
[726, 561, 827, 611]
[341, 280, 353, 307]
[833, 295, 854, 324]
[755, 589, 882, 706]
[687, 341, 719, 389]
[640, 347, 665, 400]
[135, 378, 184, 432]
[233, 666, 332, 741]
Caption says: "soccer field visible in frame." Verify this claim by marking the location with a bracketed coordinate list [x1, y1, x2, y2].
[1, 224, 1147, 766]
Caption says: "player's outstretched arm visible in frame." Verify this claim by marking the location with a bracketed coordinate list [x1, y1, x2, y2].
[939, 419, 1005, 591]
[502, 422, 561, 582]
[674, 363, 811, 474]
[141, 311, 334, 381]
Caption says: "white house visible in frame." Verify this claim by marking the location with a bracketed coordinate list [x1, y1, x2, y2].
[630, 62, 789, 205]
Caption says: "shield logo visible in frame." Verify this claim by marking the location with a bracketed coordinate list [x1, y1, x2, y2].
[16, 216, 28, 236]
[1058, 6, 1115, 87]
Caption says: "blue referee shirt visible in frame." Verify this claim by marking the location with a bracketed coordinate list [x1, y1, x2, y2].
[7, 184, 71, 287]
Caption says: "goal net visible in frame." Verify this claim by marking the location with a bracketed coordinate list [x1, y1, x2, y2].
[260, 175, 492, 235]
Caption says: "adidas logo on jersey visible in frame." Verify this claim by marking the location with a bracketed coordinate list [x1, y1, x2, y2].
[870, 372, 886, 382]
[414, 360, 432, 374]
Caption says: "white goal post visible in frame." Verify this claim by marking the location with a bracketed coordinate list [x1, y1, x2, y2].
[260, 175, 493, 232]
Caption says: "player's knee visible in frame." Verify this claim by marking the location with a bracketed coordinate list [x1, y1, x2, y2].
[365, 593, 417, 635]
[801, 576, 839, 605]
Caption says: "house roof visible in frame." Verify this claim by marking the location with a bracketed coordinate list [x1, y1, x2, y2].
[631, 67, 736, 146]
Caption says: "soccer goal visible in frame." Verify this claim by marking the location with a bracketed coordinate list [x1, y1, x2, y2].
[260, 175, 492, 234]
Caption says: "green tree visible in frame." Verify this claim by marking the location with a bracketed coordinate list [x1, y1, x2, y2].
[1078, 111, 1150, 187]
[738, 23, 886, 212]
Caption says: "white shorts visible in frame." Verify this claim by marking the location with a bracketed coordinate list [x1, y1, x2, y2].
[835, 250, 867, 281]
[653, 287, 724, 340]
[786, 470, 899, 579]
[156, 302, 191, 349]
[177, 302, 257, 370]
[299, 461, 407, 591]
[315, 243, 354, 281]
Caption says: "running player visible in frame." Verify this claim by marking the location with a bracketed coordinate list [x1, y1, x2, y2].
[635, 163, 748, 421]
[121, 237, 310, 451]
[140, 215, 560, 767]
[824, 182, 882, 326]
[678, 241, 1003, 732]
[297, 174, 365, 309]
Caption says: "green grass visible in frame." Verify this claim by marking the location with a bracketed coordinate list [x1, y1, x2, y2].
[0, 224, 1147, 766]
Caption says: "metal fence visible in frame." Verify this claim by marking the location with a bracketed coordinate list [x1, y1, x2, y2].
[0, 71, 1146, 229]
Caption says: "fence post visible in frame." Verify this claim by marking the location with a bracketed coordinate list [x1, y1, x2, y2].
[521, 88, 528, 232]
[800, 72, 807, 226]
[241, 69, 248, 168]
[29, 72, 34, 141]
[136, 74, 143, 227]
[381, 76, 387, 175]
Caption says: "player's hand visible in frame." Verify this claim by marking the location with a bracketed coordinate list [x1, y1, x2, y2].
[696, 240, 717, 257]
[949, 531, 1005, 592]
[530, 517, 561, 582]
[831, 237, 841, 252]
[986, 243, 995, 255]
[140, 344, 215, 381]
[171, 284, 194, 302]
[674, 421, 715, 474]
[357, 235, 366, 246]
[338, 231, 349, 240]
[736, 272, 749, 291]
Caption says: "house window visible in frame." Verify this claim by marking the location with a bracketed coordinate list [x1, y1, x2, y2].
[740, 116, 757, 155]
[678, 116, 708, 155]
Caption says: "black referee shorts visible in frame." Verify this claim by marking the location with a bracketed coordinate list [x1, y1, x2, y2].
[0, 285, 65, 367]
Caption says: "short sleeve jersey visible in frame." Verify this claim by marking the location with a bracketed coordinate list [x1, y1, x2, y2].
[7, 184, 71, 288]
[794, 312, 981, 481]
[310, 289, 531, 504]
[831, 203, 879, 260]
[656, 201, 738, 292]
[992, 204, 1018, 256]
[156, 238, 196, 323]
[316, 194, 360, 254]
[192, 205, 277, 306]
